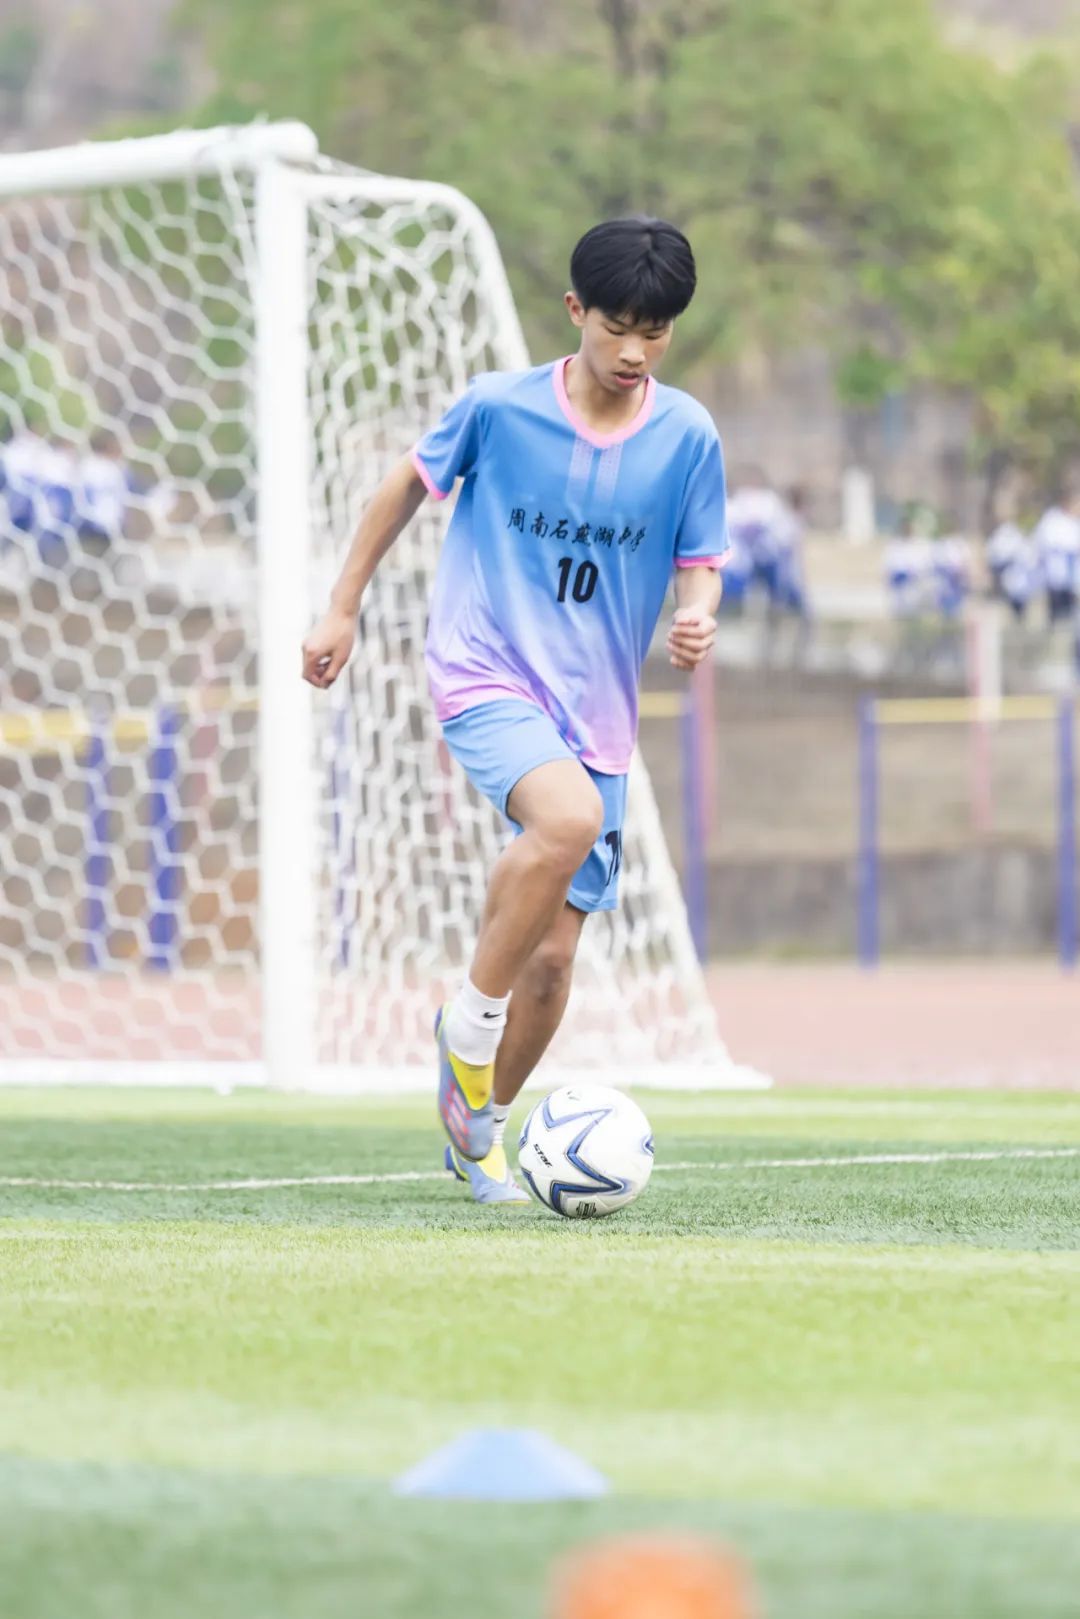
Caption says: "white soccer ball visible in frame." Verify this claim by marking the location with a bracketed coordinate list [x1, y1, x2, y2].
[517, 1084, 654, 1218]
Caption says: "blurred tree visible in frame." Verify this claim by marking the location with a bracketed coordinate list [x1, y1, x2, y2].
[0, 20, 41, 135]
[184, 0, 1080, 480]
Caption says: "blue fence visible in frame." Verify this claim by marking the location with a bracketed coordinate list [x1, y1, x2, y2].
[857, 695, 1079, 970]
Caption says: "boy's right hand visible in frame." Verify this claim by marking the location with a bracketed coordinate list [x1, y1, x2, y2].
[301, 608, 356, 688]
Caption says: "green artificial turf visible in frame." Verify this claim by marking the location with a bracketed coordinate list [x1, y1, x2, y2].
[0, 1087, 1077, 1619]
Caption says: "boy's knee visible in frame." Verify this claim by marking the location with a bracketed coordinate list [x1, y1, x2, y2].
[537, 790, 603, 872]
[525, 936, 578, 1004]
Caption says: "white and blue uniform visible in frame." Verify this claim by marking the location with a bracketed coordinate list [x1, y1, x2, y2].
[726, 486, 786, 604]
[884, 537, 931, 617]
[1033, 506, 1080, 621]
[932, 536, 971, 619]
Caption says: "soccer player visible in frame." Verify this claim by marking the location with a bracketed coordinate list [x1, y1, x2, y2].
[302, 218, 728, 1204]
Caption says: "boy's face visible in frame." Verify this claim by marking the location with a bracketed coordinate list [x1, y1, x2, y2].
[564, 294, 673, 396]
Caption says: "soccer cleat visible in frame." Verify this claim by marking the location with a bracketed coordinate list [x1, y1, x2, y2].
[444, 1142, 531, 1206]
[435, 1005, 495, 1162]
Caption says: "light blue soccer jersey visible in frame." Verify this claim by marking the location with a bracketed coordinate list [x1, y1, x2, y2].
[413, 356, 728, 774]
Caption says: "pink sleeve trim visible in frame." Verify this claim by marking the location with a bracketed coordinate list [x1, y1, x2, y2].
[411, 446, 449, 502]
[675, 552, 729, 570]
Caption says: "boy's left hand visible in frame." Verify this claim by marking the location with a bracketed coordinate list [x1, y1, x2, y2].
[667, 606, 717, 670]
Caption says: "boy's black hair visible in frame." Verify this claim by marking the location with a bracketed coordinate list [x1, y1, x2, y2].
[570, 216, 696, 326]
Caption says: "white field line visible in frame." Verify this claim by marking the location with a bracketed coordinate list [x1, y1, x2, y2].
[0, 1147, 1076, 1194]
[659, 1147, 1080, 1172]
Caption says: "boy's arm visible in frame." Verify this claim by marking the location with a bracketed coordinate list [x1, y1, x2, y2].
[301, 453, 427, 689]
[667, 564, 723, 671]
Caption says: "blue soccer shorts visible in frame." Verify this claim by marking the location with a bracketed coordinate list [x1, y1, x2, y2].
[440, 699, 627, 913]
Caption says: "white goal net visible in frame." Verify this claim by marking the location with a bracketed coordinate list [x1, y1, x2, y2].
[0, 123, 764, 1090]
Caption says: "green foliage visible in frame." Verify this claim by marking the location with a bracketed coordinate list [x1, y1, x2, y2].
[76, 181, 252, 492]
[177, 0, 1080, 477]
[0, 341, 93, 438]
[0, 21, 40, 96]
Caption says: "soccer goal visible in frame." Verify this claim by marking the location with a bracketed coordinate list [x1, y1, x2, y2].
[0, 122, 767, 1092]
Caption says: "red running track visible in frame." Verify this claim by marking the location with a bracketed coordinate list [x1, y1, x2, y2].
[708, 962, 1079, 1090]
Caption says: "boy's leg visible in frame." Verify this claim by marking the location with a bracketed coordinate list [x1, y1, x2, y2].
[444, 902, 587, 1205]
[493, 902, 586, 1108]
[438, 757, 601, 1160]
[484, 763, 623, 1117]
[471, 761, 601, 999]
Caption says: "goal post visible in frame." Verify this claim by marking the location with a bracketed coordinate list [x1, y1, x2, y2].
[0, 122, 769, 1092]
[255, 155, 318, 1094]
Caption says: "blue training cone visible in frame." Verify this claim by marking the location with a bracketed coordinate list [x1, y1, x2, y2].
[393, 1427, 610, 1501]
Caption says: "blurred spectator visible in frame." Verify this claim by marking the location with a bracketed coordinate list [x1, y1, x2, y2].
[884, 529, 932, 617]
[1031, 490, 1080, 626]
[775, 485, 809, 616]
[986, 518, 1027, 598]
[726, 467, 788, 610]
[39, 437, 78, 565]
[0, 422, 139, 572]
[931, 530, 972, 620]
[718, 527, 750, 612]
[1, 421, 52, 534]
[0, 424, 78, 566]
[883, 505, 975, 624]
[990, 522, 1040, 621]
[75, 430, 131, 550]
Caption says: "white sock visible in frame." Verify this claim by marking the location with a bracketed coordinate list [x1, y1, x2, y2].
[445, 978, 510, 1067]
[492, 1103, 511, 1149]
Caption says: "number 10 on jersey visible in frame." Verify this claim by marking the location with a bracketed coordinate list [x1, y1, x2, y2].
[556, 556, 599, 604]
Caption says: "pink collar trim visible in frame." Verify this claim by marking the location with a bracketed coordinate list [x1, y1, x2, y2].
[552, 355, 656, 448]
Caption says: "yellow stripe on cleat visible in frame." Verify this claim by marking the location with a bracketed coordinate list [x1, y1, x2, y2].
[476, 1143, 509, 1181]
[448, 1051, 494, 1111]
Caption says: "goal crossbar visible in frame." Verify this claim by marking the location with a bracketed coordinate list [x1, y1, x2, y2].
[0, 121, 319, 198]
